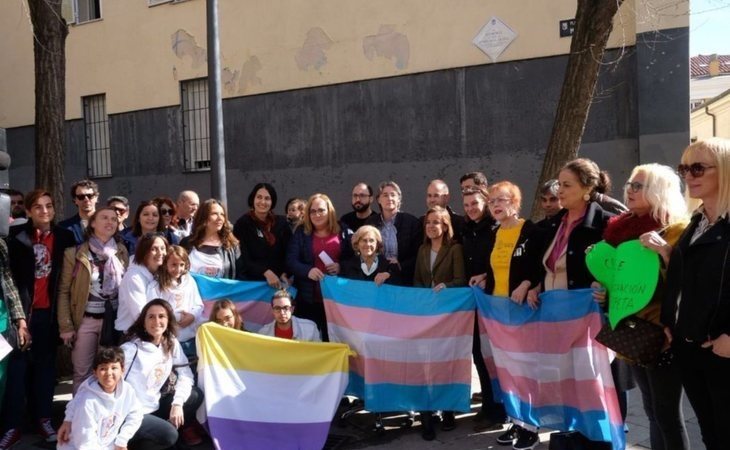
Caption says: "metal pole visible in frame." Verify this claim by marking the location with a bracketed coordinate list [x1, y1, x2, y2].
[207, 0, 227, 207]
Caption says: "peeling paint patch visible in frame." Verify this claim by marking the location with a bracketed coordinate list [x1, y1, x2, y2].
[171, 29, 207, 69]
[221, 68, 240, 95]
[363, 25, 410, 70]
[239, 56, 263, 94]
[295, 27, 333, 71]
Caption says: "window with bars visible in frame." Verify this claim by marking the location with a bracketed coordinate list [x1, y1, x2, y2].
[63, 0, 102, 24]
[181, 78, 211, 172]
[82, 94, 112, 178]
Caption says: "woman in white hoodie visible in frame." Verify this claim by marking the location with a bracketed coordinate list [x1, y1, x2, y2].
[57, 347, 143, 449]
[121, 299, 203, 449]
[115, 234, 168, 334]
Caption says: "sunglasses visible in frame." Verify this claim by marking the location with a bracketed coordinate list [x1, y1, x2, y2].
[111, 207, 127, 214]
[160, 208, 174, 216]
[75, 193, 96, 201]
[677, 163, 716, 178]
[624, 181, 644, 193]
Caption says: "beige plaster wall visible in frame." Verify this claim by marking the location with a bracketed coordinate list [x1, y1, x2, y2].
[691, 94, 730, 139]
[0, 0, 687, 128]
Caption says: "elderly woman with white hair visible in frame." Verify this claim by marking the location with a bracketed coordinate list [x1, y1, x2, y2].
[595, 163, 690, 450]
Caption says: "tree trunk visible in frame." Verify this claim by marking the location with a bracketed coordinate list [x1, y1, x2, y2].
[28, 0, 68, 216]
[529, 0, 624, 219]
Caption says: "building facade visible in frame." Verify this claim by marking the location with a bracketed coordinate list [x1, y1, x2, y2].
[0, 0, 690, 218]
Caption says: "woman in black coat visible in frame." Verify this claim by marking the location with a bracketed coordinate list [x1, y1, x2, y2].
[661, 139, 730, 450]
[530, 158, 620, 450]
[233, 183, 291, 288]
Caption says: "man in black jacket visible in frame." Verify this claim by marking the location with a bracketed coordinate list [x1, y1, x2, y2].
[1, 190, 75, 445]
[58, 179, 99, 244]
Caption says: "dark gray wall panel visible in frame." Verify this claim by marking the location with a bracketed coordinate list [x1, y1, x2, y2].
[108, 107, 184, 177]
[6, 45, 683, 218]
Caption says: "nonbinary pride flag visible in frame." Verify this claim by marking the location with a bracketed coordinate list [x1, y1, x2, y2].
[475, 288, 625, 450]
[197, 323, 352, 450]
[322, 276, 474, 413]
[193, 273, 294, 332]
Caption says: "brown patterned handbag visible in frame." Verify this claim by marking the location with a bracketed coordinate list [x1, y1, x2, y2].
[595, 316, 665, 367]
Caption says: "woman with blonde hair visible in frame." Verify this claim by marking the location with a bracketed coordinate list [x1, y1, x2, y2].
[662, 138, 730, 450]
[594, 163, 689, 450]
[341, 225, 400, 285]
[286, 193, 353, 340]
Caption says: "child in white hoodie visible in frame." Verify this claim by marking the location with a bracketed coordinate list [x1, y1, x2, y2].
[146, 245, 203, 359]
[57, 347, 143, 450]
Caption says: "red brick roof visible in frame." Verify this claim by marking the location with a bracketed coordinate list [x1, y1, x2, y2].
[691, 54, 730, 78]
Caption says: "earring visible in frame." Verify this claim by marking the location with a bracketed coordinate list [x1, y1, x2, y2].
[583, 193, 591, 202]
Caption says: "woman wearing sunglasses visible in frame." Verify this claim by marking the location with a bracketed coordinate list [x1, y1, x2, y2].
[661, 138, 730, 450]
[152, 196, 182, 246]
[594, 164, 690, 450]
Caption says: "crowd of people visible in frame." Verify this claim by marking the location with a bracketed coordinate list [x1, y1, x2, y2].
[0, 137, 729, 450]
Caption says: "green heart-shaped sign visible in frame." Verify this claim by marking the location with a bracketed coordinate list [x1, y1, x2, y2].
[585, 239, 660, 328]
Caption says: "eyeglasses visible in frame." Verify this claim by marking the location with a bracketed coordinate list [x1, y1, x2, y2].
[487, 197, 511, 206]
[352, 193, 371, 199]
[111, 207, 127, 214]
[160, 208, 174, 216]
[75, 193, 96, 201]
[272, 306, 292, 312]
[624, 181, 644, 193]
[309, 208, 327, 216]
[677, 163, 716, 178]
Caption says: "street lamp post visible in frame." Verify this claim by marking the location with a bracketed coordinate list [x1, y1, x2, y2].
[206, 0, 227, 207]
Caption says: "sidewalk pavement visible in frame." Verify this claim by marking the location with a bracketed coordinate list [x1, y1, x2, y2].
[13, 365, 705, 450]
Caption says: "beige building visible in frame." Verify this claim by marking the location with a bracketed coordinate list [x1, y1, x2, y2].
[0, 0, 690, 217]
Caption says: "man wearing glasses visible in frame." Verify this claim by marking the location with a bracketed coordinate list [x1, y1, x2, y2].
[340, 182, 376, 233]
[59, 180, 99, 244]
[258, 290, 321, 342]
[106, 195, 130, 232]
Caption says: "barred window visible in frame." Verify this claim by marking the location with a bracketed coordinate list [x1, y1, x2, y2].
[181, 78, 211, 172]
[82, 94, 112, 178]
[65, 0, 102, 24]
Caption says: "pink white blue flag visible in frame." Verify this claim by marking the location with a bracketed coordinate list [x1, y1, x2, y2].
[475, 288, 625, 450]
[322, 276, 474, 412]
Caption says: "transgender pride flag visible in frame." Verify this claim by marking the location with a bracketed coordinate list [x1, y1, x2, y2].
[322, 276, 474, 413]
[475, 288, 625, 450]
[192, 273, 290, 332]
[196, 322, 352, 450]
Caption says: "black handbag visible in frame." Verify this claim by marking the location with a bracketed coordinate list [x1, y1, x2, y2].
[595, 316, 665, 367]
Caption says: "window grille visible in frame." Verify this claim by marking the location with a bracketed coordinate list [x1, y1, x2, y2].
[82, 94, 112, 178]
[181, 78, 211, 172]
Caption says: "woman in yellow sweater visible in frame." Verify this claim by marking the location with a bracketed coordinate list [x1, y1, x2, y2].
[482, 181, 543, 450]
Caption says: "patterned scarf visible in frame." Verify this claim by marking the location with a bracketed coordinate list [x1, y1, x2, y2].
[88, 236, 124, 297]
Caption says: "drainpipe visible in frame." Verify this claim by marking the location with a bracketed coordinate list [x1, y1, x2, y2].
[705, 105, 717, 137]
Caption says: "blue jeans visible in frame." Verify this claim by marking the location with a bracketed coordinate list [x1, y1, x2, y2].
[0, 308, 56, 430]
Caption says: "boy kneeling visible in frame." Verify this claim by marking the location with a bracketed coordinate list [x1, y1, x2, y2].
[58, 347, 143, 450]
